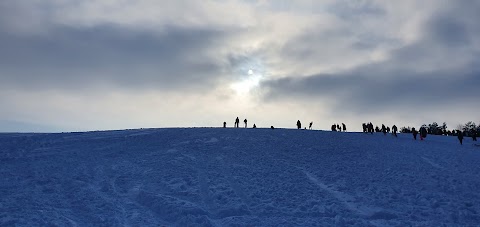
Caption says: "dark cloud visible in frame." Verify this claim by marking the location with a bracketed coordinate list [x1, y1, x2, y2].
[421, 1, 480, 49]
[263, 67, 479, 111]
[0, 25, 228, 92]
[280, 28, 351, 60]
[261, 2, 480, 114]
[428, 15, 470, 46]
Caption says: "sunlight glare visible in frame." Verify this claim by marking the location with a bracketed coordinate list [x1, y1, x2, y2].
[231, 76, 261, 95]
[231, 70, 262, 95]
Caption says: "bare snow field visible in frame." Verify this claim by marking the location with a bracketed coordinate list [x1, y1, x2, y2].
[1, 128, 480, 226]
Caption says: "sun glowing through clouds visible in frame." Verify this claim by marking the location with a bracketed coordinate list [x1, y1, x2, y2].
[231, 69, 262, 95]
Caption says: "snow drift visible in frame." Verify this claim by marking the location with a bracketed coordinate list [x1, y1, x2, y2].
[1, 128, 479, 226]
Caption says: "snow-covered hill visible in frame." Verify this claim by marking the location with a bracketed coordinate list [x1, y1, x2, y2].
[1, 128, 480, 226]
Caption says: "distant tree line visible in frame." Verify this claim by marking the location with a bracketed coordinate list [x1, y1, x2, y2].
[400, 121, 479, 137]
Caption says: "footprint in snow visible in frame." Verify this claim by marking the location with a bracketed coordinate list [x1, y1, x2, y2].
[205, 137, 219, 143]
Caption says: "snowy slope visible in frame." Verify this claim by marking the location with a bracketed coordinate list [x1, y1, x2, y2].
[1, 128, 480, 226]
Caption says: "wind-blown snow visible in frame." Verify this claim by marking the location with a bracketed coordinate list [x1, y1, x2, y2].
[1, 128, 480, 226]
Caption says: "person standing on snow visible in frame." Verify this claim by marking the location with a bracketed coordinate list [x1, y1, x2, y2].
[309, 122, 313, 130]
[223, 122, 226, 128]
[244, 119, 248, 128]
[412, 127, 418, 140]
[342, 123, 346, 132]
[235, 117, 240, 128]
[458, 130, 464, 145]
[297, 120, 301, 129]
[331, 124, 337, 131]
[392, 125, 398, 137]
[471, 129, 477, 141]
[420, 127, 427, 140]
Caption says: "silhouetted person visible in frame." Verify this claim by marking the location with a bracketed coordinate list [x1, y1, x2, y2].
[381, 124, 387, 135]
[244, 119, 247, 128]
[297, 120, 301, 129]
[331, 124, 337, 131]
[337, 124, 341, 132]
[342, 123, 346, 132]
[369, 123, 374, 134]
[362, 123, 367, 133]
[420, 127, 427, 140]
[412, 127, 418, 140]
[471, 129, 477, 141]
[458, 130, 464, 145]
[392, 125, 398, 137]
[235, 117, 239, 128]
[387, 127, 391, 133]
[223, 122, 226, 128]
[253, 124, 256, 128]
[309, 122, 313, 130]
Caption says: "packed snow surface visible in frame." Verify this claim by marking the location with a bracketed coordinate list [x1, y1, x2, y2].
[1, 128, 480, 226]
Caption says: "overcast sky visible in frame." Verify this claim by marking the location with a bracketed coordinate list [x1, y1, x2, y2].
[1, 0, 479, 132]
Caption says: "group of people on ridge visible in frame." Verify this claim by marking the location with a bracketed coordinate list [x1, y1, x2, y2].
[456, 129, 477, 145]
[363, 123, 477, 145]
[223, 118, 478, 146]
[362, 123, 375, 134]
[297, 120, 316, 130]
[224, 117, 256, 129]
[362, 123, 398, 137]
[331, 123, 347, 132]
[410, 127, 428, 140]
